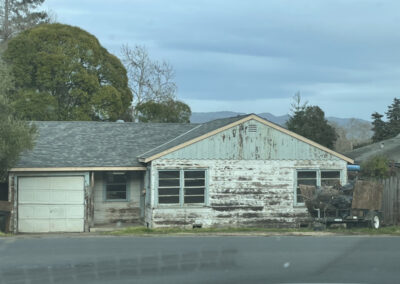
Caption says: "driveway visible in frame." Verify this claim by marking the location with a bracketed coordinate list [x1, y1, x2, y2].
[0, 235, 399, 284]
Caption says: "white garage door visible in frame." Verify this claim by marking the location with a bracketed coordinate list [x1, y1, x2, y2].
[18, 176, 85, 233]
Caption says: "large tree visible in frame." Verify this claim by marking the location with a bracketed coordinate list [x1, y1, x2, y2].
[4, 23, 132, 121]
[286, 94, 337, 149]
[371, 98, 400, 142]
[0, 0, 49, 42]
[136, 99, 191, 123]
[121, 44, 177, 121]
[0, 93, 36, 181]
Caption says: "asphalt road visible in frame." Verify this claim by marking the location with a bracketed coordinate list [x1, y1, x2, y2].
[0, 235, 399, 284]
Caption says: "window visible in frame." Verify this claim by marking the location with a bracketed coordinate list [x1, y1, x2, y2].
[184, 171, 205, 204]
[296, 171, 317, 203]
[158, 170, 206, 205]
[321, 171, 341, 187]
[295, 170, 341, 205]
[158, 171, 180, 204]
[105, 172, 127, 201]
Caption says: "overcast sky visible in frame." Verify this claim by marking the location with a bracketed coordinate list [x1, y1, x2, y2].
[44, 0, 400, 120]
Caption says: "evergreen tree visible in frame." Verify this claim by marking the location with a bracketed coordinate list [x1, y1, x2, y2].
[286, 94, 337, 149]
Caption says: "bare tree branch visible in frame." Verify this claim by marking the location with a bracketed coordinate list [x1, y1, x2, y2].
[120, 44, 177, 120]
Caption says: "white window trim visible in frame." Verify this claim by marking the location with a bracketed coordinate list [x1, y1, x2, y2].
[156, 169, 209, 207]
[294, 169, 342, 206]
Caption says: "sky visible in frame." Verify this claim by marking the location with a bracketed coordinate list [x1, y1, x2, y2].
[43, 0, 400, 120]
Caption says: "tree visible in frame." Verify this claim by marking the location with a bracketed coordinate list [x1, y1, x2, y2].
[136, 99, 191, 123]
[360, 155, 391, 179]
[0, 0, 49, 43]
[386, 97, 400, 137]
[120, 44, 177, 120]
[371, 112, 390, 142]
[286, 94, 337, 149]
[371, 98, 400, 142]
[0, 92, 36, 181]
[3, 23, 132, 121]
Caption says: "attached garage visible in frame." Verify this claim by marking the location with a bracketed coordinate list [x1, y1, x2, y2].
[18, 176, 85, 233]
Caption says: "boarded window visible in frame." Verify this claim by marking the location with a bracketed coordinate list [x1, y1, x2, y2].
[158, 170, 206, 205]
[106, 173, 127, 200]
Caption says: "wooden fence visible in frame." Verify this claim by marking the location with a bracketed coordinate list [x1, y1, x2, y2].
[382, 175, 400, 225]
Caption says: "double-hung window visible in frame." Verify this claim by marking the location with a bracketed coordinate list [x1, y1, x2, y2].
[295, 170, 341, 205]
[158, 170, 206, 206]
[105, 172, 128, 201]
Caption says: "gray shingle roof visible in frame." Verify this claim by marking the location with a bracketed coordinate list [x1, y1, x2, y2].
[138, 114, 250, 159]
[345, 134, 400, 163]
[16, 121, 197, 168]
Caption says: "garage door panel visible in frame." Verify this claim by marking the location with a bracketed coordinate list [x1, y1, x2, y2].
[51, 190, 84, 204]
[50, 219, 83, 232]
[19, 177, 52, 190]
[18, 176, 85, 233]
[19, 190, 51, 204]
[19, 205, 50, 219]
[49, 205, 84, 219]
[50, 176, 84, 190]
[19, 219, 50, 233]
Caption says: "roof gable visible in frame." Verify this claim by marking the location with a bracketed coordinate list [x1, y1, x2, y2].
[139, 114, 354, 163]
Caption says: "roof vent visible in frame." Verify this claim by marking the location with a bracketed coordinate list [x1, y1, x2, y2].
[248, 124, 257, 133]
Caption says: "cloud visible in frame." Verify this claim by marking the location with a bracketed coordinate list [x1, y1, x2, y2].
[43, 0, 400, 120]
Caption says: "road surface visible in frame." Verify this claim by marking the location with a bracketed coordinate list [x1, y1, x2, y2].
[0, 235, 399, 284]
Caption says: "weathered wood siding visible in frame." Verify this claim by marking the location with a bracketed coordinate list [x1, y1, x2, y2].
[93, 171, 144, 225]
[149, 159, 347, 228]
[163, 119, 341, 161]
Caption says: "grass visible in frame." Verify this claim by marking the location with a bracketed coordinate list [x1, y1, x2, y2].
[0, 231, 9, 237]
[105, 225, 400, 236]
[327, 226, 400, 235]
[106, 226, 316, 236]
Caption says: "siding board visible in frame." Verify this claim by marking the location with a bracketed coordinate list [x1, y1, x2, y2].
[93, 171, 143, 225]
[150, 159, 346, 228]
[163, 120, 340, 161]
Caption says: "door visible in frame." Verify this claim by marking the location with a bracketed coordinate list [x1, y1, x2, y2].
[18, 176, 85, 233]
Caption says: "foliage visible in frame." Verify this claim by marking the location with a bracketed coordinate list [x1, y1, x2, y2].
[121, 44, 177, 120]
[136, 99, 191, 123]
[4, 23, 132, 121]
[371, 98, 400, 142]
[0, 0, 49, 42]
[0, 92, 36, 181]
[286, 94, 337, 149]
[360, 155, 390, 179]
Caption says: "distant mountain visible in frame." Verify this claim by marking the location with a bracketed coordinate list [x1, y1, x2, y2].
[190, 111, 372, 140]
[191, 111, 370, 127]
[190, 111, 290, 125]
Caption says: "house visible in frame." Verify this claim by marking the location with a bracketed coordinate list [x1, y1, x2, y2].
[345, 134, 400, 165]
[5, 114, 354, 233]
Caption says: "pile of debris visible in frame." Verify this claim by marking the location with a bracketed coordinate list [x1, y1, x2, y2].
[299, 182, 355, 218]
[300, 180, 383, 218]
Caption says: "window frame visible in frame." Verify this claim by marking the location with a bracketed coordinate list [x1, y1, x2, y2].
[156, 169, 208, 207]
[104, 172, 129, 202]
[294, 169, 342, 206]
